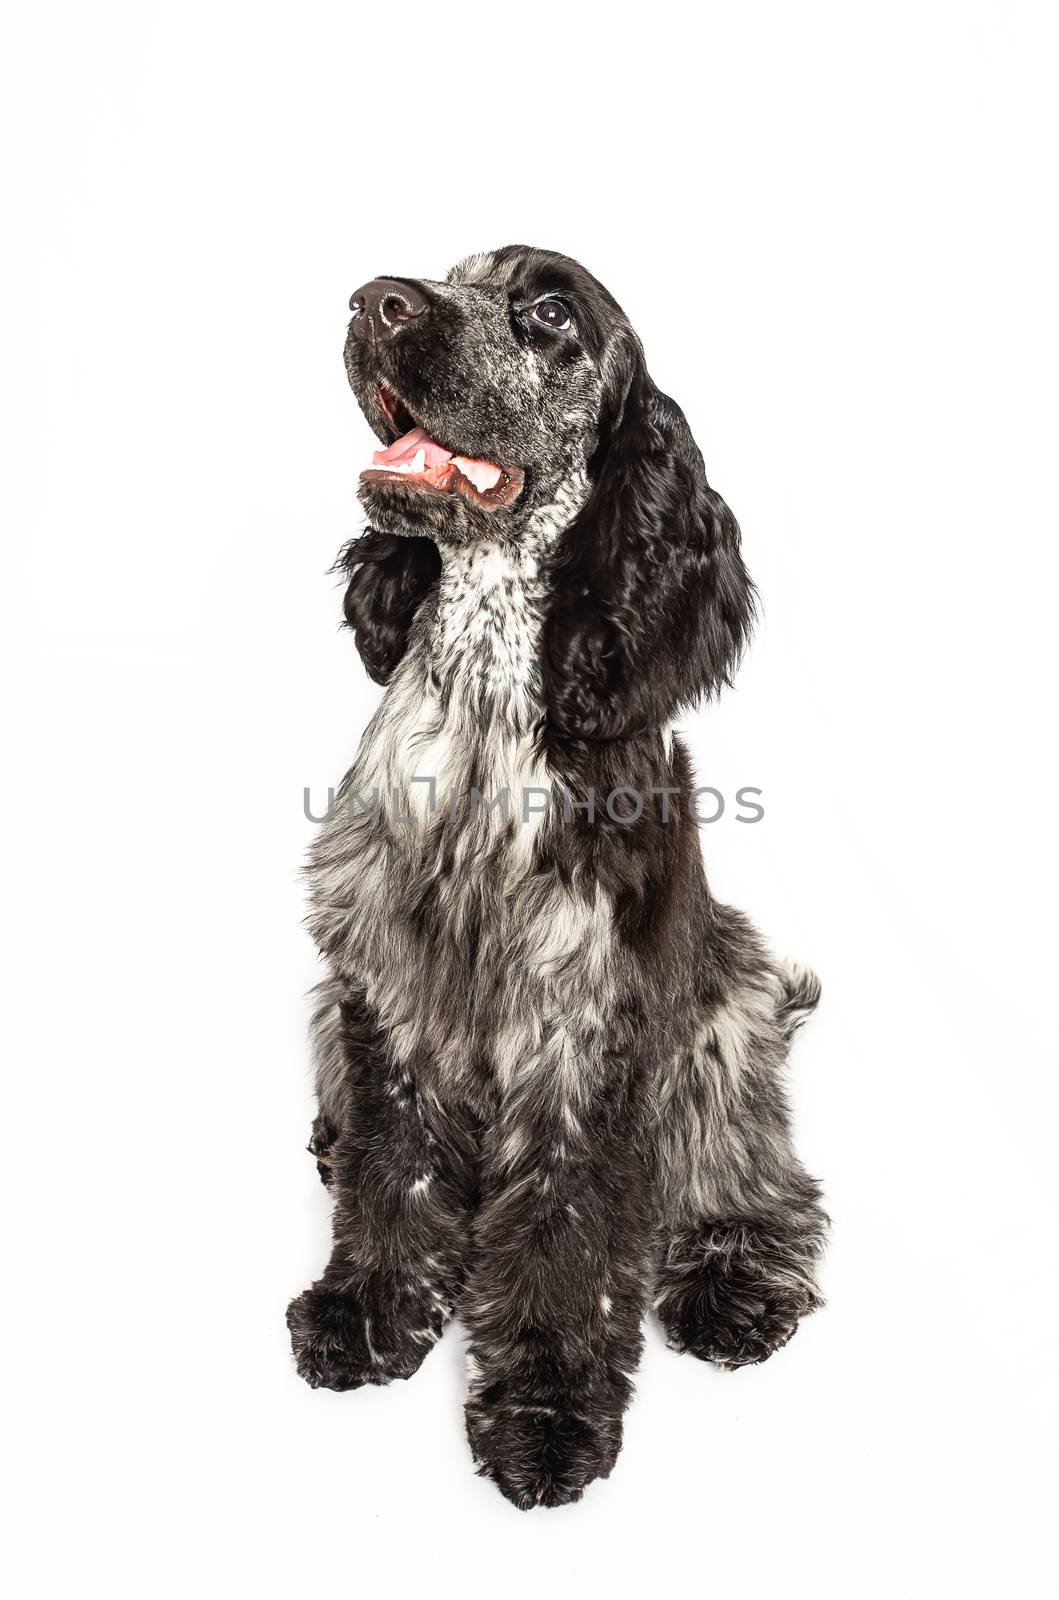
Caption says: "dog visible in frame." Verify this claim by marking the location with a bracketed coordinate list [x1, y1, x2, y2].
[287, 245, 827, 1509]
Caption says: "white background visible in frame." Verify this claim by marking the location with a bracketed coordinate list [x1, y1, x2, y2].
[3, 3, 1057, 1596]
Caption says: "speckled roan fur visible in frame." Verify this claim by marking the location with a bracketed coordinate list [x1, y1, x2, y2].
[287, 246, 828, 1509]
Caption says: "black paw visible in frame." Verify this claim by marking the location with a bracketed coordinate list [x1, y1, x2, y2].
[466, 1393, 623, 1510]
[286, 1286, 441, 1391]
[657, 1260, 820, 1370]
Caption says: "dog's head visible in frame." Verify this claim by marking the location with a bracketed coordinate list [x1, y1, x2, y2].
[346, 245, 620, 538]
[342, 245, 755, 738]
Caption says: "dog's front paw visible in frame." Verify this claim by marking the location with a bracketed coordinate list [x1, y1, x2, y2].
[286, 1286, 374, 1390]
[466, 1390, 623, 1510]
[657, 1263, 820, 1370]
[286, 1285, 441, 1391]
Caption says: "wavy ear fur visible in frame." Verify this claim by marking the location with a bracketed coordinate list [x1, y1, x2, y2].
[543, 349, 755, 740]
[336, 529, 441, 685]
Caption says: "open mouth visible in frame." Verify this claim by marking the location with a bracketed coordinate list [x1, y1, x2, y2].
[361, 383, 523, 510]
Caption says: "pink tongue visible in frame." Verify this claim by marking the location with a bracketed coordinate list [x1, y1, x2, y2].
[372, 426, 453, 470]
[371, 426, 504, 494]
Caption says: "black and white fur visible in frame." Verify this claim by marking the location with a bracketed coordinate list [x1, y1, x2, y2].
[288, 246, 827, 1509]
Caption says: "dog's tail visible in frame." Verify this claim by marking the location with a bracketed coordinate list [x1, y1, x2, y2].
[776, 960, 822, 1039]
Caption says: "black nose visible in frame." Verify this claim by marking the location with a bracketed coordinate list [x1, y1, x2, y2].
[348, 278, 428, 343]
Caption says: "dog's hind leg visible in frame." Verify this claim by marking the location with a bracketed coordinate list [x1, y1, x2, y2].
[652, 921, 828, 1370]
[287, 978, 477, 1391]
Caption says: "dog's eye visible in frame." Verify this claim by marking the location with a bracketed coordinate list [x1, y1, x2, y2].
[530, 298, 571, 331]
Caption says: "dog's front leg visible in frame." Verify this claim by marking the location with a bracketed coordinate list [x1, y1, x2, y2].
[287, 992, 476, 1391]
[463, 1064, 651, 1509]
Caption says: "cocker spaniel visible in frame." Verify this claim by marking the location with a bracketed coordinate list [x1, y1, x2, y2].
[287, 245, 827, 1509]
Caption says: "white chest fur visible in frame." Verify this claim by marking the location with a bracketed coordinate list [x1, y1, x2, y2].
[382, 538, 550, 827]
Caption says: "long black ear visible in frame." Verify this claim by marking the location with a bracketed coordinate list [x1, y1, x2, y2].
[542, 347, 755, 740]
[335, 529, 441, 685]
